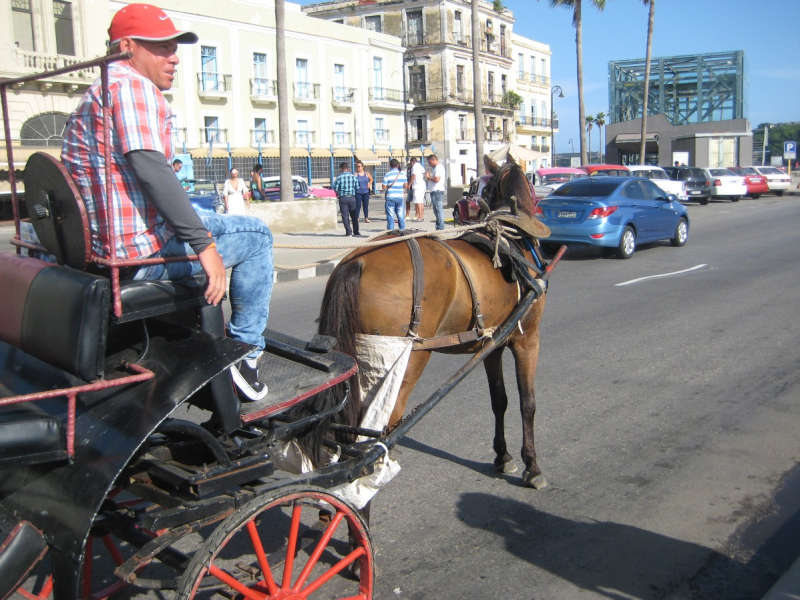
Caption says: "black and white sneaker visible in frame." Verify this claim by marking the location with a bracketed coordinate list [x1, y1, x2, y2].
[231, 358, 268, 401]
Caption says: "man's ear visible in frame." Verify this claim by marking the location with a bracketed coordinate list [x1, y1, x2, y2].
[118, 37, 135, 53]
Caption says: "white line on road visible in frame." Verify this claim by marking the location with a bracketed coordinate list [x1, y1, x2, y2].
[615, 264, 708, 287]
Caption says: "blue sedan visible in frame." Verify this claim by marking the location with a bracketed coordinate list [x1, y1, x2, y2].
[534, 177, 689, 259]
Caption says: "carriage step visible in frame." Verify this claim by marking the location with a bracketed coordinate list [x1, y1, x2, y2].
[0, 515, 48, 600]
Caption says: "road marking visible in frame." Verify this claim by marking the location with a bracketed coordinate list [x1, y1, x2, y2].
[615, 264, 708, 287]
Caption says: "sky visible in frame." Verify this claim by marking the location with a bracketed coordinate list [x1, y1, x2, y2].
[292, 0, 800, 155]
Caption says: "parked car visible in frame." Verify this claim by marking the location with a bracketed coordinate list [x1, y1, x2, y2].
[533, 176, 689, 259]
[728, 167, 770, 199]
[749, 166, 791, 196]
[579, 164, 631, 177]
[662, 166, 711, 204]
[259, 175, 318, 201]
[531, 167, 588, 193]
[626, 165, 684, 197]
[187, 180, 226, 215]
[702, 168, 747, 202]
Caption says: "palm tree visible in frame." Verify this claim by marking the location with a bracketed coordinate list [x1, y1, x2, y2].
[639, 0, 656, 165]
[275, 0, 291, 201]
[548, 0, 607, 165]
[594, 111, 605, 162]
[472, 0, 484, 175]
[585, 114, 594, 163]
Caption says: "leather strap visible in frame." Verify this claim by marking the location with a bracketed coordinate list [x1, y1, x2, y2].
[412, 330, 481, 350]
[429, 237, 485, 334]
[405, 238, 425, 338]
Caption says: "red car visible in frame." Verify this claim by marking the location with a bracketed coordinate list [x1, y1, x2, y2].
[728, 167, 769, 199]
[579, 164, 631, 177]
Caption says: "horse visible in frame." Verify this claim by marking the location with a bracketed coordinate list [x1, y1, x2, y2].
[294, 154, 549, 490]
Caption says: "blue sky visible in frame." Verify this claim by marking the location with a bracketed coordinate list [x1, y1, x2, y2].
[294, 0, 800, 153]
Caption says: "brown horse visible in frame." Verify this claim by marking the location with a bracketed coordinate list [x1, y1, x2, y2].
[296, 155, 549, 489]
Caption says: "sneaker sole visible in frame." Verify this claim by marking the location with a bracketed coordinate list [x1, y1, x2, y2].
[230, 365, 269, 401]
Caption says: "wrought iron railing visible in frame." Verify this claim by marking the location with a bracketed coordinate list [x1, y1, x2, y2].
[369, 87, 404, 102]
[293, 130, 316, 145]
[332, 87, 356, 103]
[197, 72, 232, 92]
[332, 132, 352, 146]
[250, 78, 277, 96]
[251, 129, 275, 144]
[293, 82, 320, 100]
[201, 127, 227, 144]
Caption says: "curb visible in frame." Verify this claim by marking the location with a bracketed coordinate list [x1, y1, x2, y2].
[273, 259, 340, 284]
[762, 554, 800, 599]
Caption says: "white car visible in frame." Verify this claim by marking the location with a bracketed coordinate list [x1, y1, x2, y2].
[702, 168, 747, 202]
[626, 165, 684, 197]
[749, 166, 791, 196]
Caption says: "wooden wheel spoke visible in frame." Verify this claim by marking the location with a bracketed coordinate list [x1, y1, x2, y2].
[282, 502, 303, 588]
[292, 510, 345, 591]
[207, 565, 264, 600]
[245, 519, 279, 597]
[100, 535, 125, 567]
[300, 546, 366, 597]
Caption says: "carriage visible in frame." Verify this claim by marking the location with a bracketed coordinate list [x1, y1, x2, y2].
[0, 53, 564, 600]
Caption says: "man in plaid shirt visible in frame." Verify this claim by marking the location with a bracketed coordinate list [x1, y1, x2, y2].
[61, 4, 273, 401]
[332, 162, 360, 236]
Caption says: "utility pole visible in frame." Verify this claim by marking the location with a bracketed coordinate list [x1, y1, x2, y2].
[472, 0, 484, 176]
[276, 0, 292, 202]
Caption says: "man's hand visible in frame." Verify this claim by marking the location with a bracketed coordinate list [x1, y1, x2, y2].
[198, 244, 226, 306]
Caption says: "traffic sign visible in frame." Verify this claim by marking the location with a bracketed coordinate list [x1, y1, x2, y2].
[784, 141, 797, 160]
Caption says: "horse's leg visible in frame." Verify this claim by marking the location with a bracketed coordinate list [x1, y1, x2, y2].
[484, 347, 517, 474]
[510, 336, 548, 489]
[387, 350, 432, 427]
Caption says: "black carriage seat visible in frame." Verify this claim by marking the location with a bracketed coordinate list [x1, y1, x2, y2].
[0, 517, 48, 600]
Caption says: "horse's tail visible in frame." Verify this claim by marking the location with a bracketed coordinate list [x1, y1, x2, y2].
[287, 259, 363, 468]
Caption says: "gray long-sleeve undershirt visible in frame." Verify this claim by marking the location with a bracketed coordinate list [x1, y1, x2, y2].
[126, 149, 214, 254]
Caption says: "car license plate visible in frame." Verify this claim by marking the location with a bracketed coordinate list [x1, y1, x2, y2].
[558, 211, 577, 218]
[689, 190, 700, 194]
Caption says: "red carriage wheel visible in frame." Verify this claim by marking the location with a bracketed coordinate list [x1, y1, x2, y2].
[177, 486, 374, 600]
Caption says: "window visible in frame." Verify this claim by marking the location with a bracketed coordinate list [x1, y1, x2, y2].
[541, 100, 547, 121]
[53, 0, 75, 56]
[373, 57, 383, 99]
[411, 116, 427, 142]
[252, 52, 270, 94]
[456, 65, 464, 94]
[333, 64, 346, 101]
[453, 11, 462, 43]
[297, 119, 309, 145]
[499, 24, 506, 56]
[364, 15, 381, 33]
[375, 117, 386, 141]
[487, 72, 494, 99]
[253, 118, 269, 143]
[530, 56, 536, 77]
[541, 136, 547, 147]
[531, 103, 537, 118]
[204, 116, 220, 143]
[409, 66, 426, 102]
[406, 10, 423, 45]
[622, 181, 646, 200]
[501, 74, 507, 95]
[541, 58, 547, 78]
[295, 58, 309, 98]
[458, 114, 467, 140]
[518, 53, 524, 79]
[20, 112, 69, 146]
[334, 121, 346, 145]
[201, 46, 218, 91]
[12, 0, 35, 52]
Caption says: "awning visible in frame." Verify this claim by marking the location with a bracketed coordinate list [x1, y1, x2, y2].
[354, 149, 382, 165]
[289, 148, 309, 157]
[0, 146, 62, 167]
[260, 148, 281, 158]
[189, 147, 231, 159]
[408, 148, 423, 158]
[311, 148, 332, 157]
[614, 133, 659, 143]
[332, 148, 353, 158]
[231, 147, 261, 157]
[376, 149, 392, 158]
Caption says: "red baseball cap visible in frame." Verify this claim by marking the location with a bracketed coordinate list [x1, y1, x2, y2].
[109, 4, 198, 45]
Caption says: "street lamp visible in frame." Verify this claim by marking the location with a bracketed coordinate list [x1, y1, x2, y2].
[550, 85, 564, 167]
[401, 55, 420, 161]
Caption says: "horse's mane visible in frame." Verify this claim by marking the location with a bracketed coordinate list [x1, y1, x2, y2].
[483, 155, 535, 217]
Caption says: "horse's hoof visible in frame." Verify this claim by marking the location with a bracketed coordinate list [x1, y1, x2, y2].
[496, 459, 518, 474]
[522, 471, 548, 489]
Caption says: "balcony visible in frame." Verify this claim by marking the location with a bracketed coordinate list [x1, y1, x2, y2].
[485, 129, 504, 142]
[368, 87, 405, 112]
[531, 144, 542, 152]
[332, 132, 352, 147]
[517, 71, 529, 82]
[480, 38, 512, 59]
[409, 128, 432, 144]
[374, 129, 390, 143]
[332, 86, 356, 108]
[12, 49, 97, 79]
[197, 73, 232, 99]
[530, 75, 551, 87]
[483, 94, 515, 112]
[250, 78, 277, 103]
[456, 128, 475, 142]
[201, 127, 228, 145]
[171, 127, 187, 146]
[450, 33, 471, 48]
[542, 145, 551, 152]
[516, 116, 552, 129]
[293, 130, 316, 146]
[407, 87, 473, 106]
[403, 32, 427, 47]
[251, 129, 275, 145]
[293, 83, 320, 106]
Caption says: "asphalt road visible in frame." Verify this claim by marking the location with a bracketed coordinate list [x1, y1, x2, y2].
[265, 195, 800, 599]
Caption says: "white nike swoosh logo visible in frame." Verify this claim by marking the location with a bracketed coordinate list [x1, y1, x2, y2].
[159, 15, 168, 20]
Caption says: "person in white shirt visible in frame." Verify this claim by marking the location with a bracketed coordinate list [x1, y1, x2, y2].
[409, 157, 426, 222]
[424, 154, 446, 230]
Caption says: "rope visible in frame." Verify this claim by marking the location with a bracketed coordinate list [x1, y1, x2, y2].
[273, 223, 487, 271]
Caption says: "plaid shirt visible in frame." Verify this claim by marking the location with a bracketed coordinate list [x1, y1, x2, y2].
[333, 170, 358, 197]
[62, 62, 174, 260]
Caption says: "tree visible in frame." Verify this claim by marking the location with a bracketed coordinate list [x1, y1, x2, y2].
[585, 114, 594, 163]
[275, 0, 291, 201]
[756, 121, 800, 162]
[472, 0, 485, 175]
[594, 111, 605, 162]
[639, 0, 656, 165]
[547, 0, 606, 166]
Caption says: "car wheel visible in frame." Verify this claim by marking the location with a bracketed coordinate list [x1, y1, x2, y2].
[776, 190, 784, 197]
[616, 226, 636, 259]
[731, 196, 741, 202]
[699, 197, 709, 205]
[670, 218, 688, 247]
[750, 194, 760, 199]
[540, 242, 560, 256]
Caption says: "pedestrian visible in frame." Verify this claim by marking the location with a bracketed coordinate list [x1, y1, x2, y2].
[410, 157, 426, 222]
[382, 158, 408, 231]
[61, 3, 274, 401]
[354, 161, 373, 223]
[223, 168, 248, 215]
[250, 163, 265, 201]
[425, 154, 446, 230]
[172, 158, 182, 173]
[405, 160, 414, 219]
[333, 162, 360, 237]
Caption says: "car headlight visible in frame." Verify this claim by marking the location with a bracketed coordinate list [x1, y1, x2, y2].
[215, 203, 227, 214]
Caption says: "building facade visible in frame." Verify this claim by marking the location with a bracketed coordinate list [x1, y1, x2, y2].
[302, 0, 555, 185]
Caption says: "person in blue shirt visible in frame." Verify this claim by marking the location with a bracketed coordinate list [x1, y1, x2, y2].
[382, 158, 408, 231]
[333, 162, 360, 237]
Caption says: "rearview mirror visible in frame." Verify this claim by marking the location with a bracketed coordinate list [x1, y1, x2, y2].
[666, 194, 677, 203]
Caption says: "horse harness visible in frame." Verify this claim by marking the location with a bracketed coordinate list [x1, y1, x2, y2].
[403, 215, 549, 351]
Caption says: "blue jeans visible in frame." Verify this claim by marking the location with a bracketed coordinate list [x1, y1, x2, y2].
[356, 191, 370, 219]
[430, 190, 445, 230]
[251, 189, 264, 201]
[133, 214, 274, 359]
[385, 197, 406, 230]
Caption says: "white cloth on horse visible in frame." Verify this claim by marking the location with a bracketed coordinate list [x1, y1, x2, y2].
[270, 335, 411, 509]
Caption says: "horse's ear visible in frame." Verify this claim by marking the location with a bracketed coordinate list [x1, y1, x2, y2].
[484, 155, 500, 175]
[506, 154, 518, 168]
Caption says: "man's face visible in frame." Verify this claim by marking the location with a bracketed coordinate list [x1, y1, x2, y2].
[173, 162, 181, 172]
[428, 157, 437, 167]
[121, 38, 180, 91]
